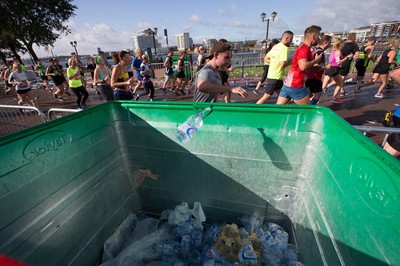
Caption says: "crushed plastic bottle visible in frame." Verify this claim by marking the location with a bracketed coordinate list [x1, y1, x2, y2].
[176, 107, 211, 143]
[238, 236, 259, 265]
[100, 202, 302, 266]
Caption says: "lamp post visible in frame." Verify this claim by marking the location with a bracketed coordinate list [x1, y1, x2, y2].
[144, 27, 158, 55]
[164, 29, 169, 50]
[260, 11, 277, 44]
[70, 41, 78, 55]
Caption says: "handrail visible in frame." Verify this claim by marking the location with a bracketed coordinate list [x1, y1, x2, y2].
[353, 125, 400, 147]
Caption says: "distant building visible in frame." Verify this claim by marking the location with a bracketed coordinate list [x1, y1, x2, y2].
[292, 35, 304, 46]
[350, 26, 371, 42]
[369, 20, 400, 40]
[203, 38, 217, 50]
[131, 35, 161, 54]
[176, 33, 191, 51]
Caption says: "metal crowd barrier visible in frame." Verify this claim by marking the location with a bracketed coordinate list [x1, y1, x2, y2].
[353, 125, 400, 147]
[0, 105, 80, 136]
[0, 105, 47, 135]
[47, 108, 81, 121]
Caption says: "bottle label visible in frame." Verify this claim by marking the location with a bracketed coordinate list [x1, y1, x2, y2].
[185, 126, 197, 138]
[239, 246, 258, 261]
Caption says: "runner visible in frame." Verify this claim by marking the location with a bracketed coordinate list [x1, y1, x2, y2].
[276, 25, 323, 105]
[256, 31, 293, 104]
[354, 37, 376, 93]
[338, 32, 358, 96]
[306, 35, 332, 105]
[356, 39, 399, 98]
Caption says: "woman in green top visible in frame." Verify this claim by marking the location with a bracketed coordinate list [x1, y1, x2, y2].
[67, 55, 89, 109]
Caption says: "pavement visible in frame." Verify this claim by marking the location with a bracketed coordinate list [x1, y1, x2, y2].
[0, 73, 399, 143]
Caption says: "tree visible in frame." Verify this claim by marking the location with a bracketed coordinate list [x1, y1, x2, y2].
[0, 0, 77, 62]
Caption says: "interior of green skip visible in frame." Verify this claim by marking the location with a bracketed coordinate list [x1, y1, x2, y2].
[0, 101, 399, 265]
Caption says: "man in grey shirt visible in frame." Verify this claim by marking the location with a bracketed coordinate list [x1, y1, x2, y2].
[193, 40, 247, 102]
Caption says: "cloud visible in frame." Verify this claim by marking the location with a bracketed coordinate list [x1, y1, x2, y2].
[190, 15, 202, 23]
[218, 8, 227, 16]
[298, 0, 400, 33]
[34, 21, 133, 58]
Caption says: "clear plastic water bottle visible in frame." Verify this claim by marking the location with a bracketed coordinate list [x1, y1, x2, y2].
[204, 224, 220, 244]
[176, 107, 211, 143]
[238, 237, 258, 265]
[191, 228, 203, 248]
[285, 244, 300, 265]
[181, 233, 193, 257]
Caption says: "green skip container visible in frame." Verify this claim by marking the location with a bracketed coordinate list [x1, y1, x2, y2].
[0, 101, 399, 265]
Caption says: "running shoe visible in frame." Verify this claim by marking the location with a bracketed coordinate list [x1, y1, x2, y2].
[81, 102, 87, 109]
[353, 84, 361, 93]
[179, 88, 185, 95]
[58, 97, 65, 102]
[160, 88, 167, 93]
[330, 98, 342, 103]
[374, 93, 384, 99]
[339, 91, 349, 96]
[135, 94, 140, 101]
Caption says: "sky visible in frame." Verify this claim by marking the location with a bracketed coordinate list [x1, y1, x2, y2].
[32, 0, 400, 58]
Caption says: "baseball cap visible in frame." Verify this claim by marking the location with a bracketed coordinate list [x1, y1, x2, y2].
[206, 41, 232, 60]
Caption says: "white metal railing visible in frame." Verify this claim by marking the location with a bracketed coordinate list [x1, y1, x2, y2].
[0, 105, 80, 136]
[0, 105, 47, 135]
[47, 108, 81, 121]
[353, 125, 400, 147]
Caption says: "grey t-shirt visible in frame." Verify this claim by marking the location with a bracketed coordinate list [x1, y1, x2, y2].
[193, 64, 222, 102]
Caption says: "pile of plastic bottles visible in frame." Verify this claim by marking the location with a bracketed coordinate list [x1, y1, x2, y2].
[100, 202, 302, 266]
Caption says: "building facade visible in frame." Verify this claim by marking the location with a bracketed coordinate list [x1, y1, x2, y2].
[131, 35, 161, 54]
[369, 21, 400, 40]
[203, 38, 217, 50]
[350, 26, 371, 42]
[176, 33, 191, 51]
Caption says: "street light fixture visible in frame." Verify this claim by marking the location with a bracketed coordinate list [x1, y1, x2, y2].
[143, 27, 158, 55]
[260, 11, 277, 43]
[70, 41, 78, 55]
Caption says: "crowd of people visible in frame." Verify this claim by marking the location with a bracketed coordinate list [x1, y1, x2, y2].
[1, 24, 400, 157]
